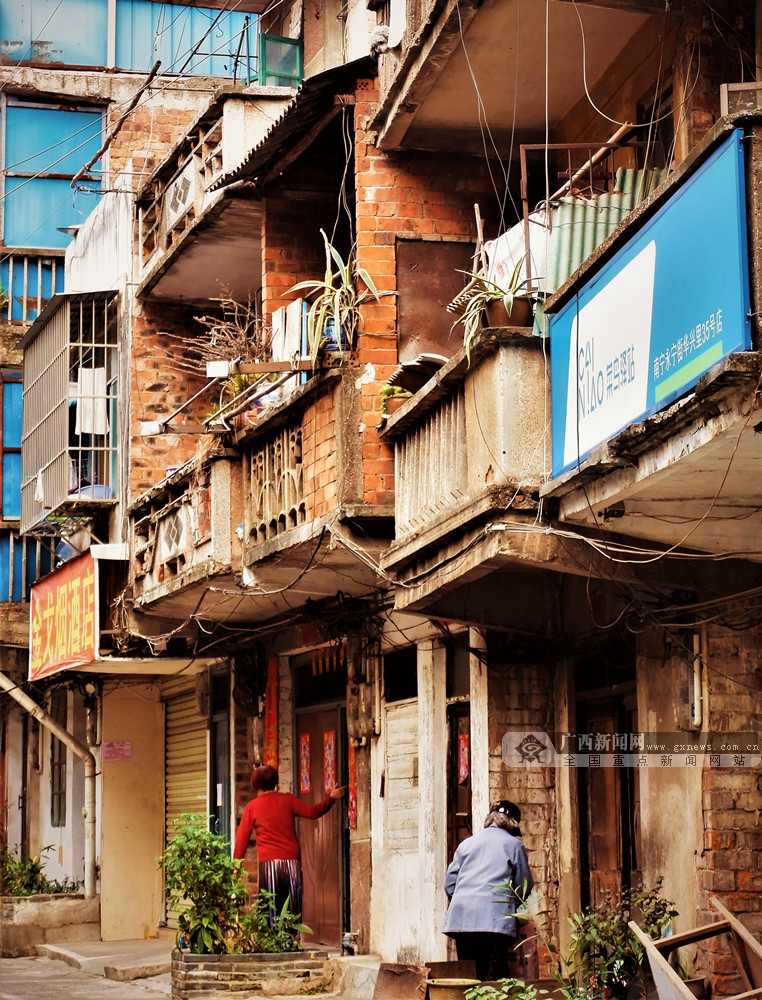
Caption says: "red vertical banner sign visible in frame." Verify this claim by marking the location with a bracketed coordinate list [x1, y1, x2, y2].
[347, 744, 357, 829]
[323, 730, 336, 791]
[458, 733, 470, 784]
[29, 552, 99, 681]
[263, 657, 279, 768]
[299, 734, 311, 793]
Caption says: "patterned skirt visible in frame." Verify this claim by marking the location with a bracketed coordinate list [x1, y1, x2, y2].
[258, 859, 303, 924]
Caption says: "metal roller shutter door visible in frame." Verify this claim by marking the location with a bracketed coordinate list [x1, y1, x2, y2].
[162, 675, 207, 927]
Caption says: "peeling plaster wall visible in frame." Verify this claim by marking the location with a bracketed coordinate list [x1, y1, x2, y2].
[638, 632, 704, 940]
[100, 682, 164, 940]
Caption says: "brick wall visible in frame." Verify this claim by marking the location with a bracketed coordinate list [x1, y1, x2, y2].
[695, 618, 762, 996]
[171, 948, 335, 998]
[108, 88, 212, 185]
[302, 383, 340, 519]
[488, 658, 558, 978]
[261, 196, 327, 320]
[353, 78, 505, 506]
[130, 301, 212, 500]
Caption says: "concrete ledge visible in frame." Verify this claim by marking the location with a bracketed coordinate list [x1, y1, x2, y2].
[172, 947, 338, 998]
[1, 895, 100, 957]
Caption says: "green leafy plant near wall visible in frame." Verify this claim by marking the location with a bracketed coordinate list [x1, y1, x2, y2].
[0, 840, 82, 896]
[549, 878, 678, 1000]
[465, 979, 548, 1000]
[287, 230, 390, 364]
[158, 814, 310, 955]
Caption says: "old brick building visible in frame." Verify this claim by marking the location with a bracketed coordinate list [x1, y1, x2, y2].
[1, 0, 761, 995]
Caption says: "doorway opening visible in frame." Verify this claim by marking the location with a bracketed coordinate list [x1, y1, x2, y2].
[293, 645, 348, 947]
[575, 637, 641, 909]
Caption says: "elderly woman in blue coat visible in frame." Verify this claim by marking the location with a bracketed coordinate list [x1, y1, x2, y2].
[443, 800, 533, 982]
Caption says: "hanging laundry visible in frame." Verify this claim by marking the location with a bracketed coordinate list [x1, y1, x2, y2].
[75, 368, 109, 436]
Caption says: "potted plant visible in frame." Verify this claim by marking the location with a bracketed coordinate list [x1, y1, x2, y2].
[287, 230, 387, 364]
[159, 813, 247, 954]
[158, 813, 311, 956]
[448, 255, 533, 361]
[380, 384, 413, 416]
[549, 879, 678, 1000]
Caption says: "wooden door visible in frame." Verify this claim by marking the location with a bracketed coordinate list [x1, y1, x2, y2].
[577, 693, 641, 908]
[295, 706, 344, 946]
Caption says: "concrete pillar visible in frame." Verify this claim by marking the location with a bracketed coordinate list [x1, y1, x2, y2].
[469, 628, 490, 827]
[417, 640, 448, 961]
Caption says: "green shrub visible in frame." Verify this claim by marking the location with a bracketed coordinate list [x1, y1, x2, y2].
[158, 814, 311, 955]
[0, 840, 82, 896]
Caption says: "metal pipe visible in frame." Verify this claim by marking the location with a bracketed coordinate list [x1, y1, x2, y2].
[0, 671, 97, 898]
[549, 122, 635, 202]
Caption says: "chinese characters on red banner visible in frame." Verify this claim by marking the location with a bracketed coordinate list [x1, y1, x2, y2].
[264, 657, 279, 768]
[29, 553, 98, 681]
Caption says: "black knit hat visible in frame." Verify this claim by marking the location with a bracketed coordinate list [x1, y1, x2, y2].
[491, 800, 521, 823]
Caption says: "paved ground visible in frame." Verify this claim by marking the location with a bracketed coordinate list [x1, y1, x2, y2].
[0, 941, 380, 999]
[0, 956, 170, 1000]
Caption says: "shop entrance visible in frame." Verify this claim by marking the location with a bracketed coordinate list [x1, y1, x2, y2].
[293, 647, 348, 947]
[575, 640, 641, 908]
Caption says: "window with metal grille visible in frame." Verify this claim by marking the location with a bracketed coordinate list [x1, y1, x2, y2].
[20, 292, 119, 535]
[49, 689, 67, 828]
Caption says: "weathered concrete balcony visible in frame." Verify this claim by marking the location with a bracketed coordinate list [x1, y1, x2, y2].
[136, 86, 294, 307]
[130, 370, 392, 630]
[381, 328, 549, 622]
[235, 370, 392, 619]
[129, 449, 241, 621]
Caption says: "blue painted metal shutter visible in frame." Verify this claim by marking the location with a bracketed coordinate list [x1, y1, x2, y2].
[115, 1, 256, 77]
[0, 0, 107, 66]
[2, 379, 21, 519]
[4, 104, 102, 248]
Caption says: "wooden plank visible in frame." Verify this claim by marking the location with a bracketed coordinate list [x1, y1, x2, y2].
[653, 920, 731, 954]
[710, 898, 762, 990]
[629, 922, 696, 1000]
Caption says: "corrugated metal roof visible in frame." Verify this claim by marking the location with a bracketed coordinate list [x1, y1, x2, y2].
[209, 56, 377, 192]
[544, 167, 667, 291]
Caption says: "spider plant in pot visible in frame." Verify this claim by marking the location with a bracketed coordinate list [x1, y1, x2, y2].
[450, 255, 533, 361]
[287, 230, 385, 365]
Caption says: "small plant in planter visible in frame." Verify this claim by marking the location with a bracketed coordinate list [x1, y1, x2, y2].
[549, 879, 678, 1000]
[159, 813, 246, 954]
[380, 384, 413, 415]
[449, 255, 533, 361]
[159, 814, 311, 955]
[239, 889, 311, 953]
[465, 979, 548, 1000]
[287, 230, 389, 364]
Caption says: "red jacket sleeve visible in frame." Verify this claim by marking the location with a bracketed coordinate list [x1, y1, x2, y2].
[289, 794, 335, 820]
[233, 802, 255, 859]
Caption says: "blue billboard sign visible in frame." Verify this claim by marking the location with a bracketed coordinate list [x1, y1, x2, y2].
[550, 129, 751, 478]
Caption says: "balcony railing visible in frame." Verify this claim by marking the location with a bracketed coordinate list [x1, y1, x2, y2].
[0, 527, 54, 601]
[0, 251, 65, 324]
[384, 330, 549, 546]
[131, 456, 239, 605]
[245, 423, 305, 545]
[395, 390, 467, 536]
[138, 35, 303, 268]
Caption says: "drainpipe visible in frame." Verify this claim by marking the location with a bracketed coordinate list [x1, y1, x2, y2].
[0, 671, 97, 898]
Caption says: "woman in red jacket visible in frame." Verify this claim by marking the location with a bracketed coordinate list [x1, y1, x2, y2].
[233, 765, 345, 921]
